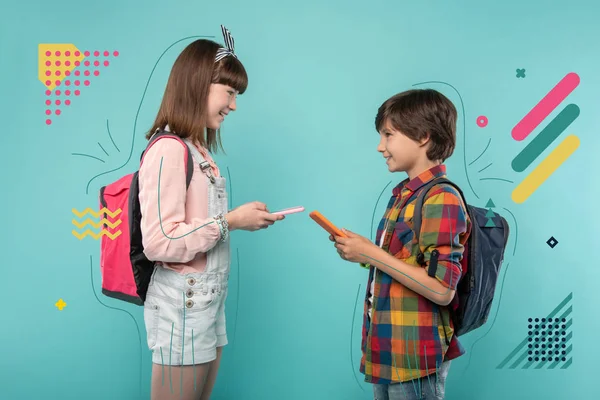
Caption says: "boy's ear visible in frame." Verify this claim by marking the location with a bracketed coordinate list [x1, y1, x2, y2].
[418, 133, 431, 147]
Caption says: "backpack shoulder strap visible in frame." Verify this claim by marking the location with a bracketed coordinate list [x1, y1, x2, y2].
[141, 130, 194, 189]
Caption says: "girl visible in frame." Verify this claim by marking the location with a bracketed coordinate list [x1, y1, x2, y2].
[138, 26, 283, 399]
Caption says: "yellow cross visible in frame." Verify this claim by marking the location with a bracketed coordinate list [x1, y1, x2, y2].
[55, 299, 67, 311]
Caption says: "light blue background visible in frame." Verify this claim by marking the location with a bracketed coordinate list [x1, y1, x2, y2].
[1, 0, 597, 399]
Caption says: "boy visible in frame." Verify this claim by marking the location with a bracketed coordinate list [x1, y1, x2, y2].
[332, 89, 472, 399]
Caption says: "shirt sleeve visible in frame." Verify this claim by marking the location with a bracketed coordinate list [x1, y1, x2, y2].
[138, 138, 221, 263]
[417, 185, 469, 290]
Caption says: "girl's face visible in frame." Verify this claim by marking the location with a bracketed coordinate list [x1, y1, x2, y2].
[206, 83, 239, 130]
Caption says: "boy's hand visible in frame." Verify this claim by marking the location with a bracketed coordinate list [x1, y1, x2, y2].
[333, 229, 376, 264]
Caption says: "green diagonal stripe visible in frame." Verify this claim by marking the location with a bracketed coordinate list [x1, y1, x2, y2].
[511, 104, 580, 172]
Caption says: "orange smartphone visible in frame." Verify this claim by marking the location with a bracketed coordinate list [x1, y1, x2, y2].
[309, 210, 347, 238]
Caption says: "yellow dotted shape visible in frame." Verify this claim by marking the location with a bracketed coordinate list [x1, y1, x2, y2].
[38, 44, 85, 91]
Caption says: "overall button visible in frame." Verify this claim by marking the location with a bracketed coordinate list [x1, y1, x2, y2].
[186, 300, 194, 308]
[186, 289, 194, 298]
[187, 278, 196, 286]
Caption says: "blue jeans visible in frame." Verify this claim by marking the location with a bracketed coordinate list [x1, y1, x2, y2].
[372, 361, 451, 400]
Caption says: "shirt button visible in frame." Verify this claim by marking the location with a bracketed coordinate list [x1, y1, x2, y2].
[187, 278, 196, 286]
[186, 290, 194, 298]
[186, 300, 194, 308]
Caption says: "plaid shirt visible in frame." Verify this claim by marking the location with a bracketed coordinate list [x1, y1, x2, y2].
[360, 165, 472, 384]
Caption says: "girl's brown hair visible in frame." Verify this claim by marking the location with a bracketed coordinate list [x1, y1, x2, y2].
[146, 39, 248, 153]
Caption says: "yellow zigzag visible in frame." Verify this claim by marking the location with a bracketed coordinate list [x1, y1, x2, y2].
[71, 218, 122, 229]
[72, 207, 122, 218]
[71, 229, 122, 240]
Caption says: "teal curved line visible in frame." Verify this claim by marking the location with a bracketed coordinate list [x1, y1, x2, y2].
[72, 153, 105, 163]
[350, 284, 365, 392]
[106, 119, 120, 152]
[413, 81, 479, 199]
[469, 138, 492, 166]
[502, 207, 518, 257]
[371, 181, 392, 241]
[85, 35, 215, 194]
[88, 255, 142, 398]
[479, 177, 514, 183]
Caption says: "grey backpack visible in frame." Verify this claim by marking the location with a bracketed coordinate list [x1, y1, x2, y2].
[413, 178, 510, 337]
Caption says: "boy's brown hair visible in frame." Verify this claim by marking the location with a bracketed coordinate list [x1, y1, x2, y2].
[375, 89, 457, 162]
[146, 39, 248, 153]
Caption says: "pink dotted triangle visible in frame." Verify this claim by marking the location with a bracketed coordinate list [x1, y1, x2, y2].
[44, 49, 119, 125]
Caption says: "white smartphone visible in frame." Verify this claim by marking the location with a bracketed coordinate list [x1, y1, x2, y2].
[271, 206, 305, 216]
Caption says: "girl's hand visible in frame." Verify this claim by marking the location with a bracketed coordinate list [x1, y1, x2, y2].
[333, 229, 376, 264]
[226, 201, 284, 231]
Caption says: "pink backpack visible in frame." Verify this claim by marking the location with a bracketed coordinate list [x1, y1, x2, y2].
[99, 130, 194, 305]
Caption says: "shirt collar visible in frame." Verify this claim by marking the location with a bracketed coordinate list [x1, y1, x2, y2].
[391, 164, 447, 196]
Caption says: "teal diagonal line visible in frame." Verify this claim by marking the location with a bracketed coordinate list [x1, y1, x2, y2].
[561, 357, 573, 369]
[497, 292, 572, 369]
[548, 343, 573, 370]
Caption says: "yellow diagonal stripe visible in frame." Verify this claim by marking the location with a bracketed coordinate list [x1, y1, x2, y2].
[38, 44, 85, 91]
[512, 135, 580, 204]
[72, 207, 122, 218]
[71, 218, 122, 229]
[71, 229, 122, 240]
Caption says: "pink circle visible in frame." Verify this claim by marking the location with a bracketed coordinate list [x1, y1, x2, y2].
[113, 51, 119, 57]
[55, 80, 61, 86]
[104, 60, 110, 67]
[75, 51, 80, 57]
[55, 60, 61, 66]
[45, 61, 51, 66]
[45, 51, 51, 56]
[65, 61, 71, 66]
[65, 99, 71, 105]
[476, 116, 489, 128]
[56, 90, 61, 95]
[84, 70, 90, 76]
[75, 70, 80, 76]
[65, 51, 71, 57]
[94, 70, 100, 76]
[65, 90, 71, 96]
[65, 70, 71, 76]
[45, 71, 51, 76]
[94, 50, 99, 57]
[75, 61, 80, 66]
[84, 60, 90, 66]
[55, 109, 61, 115]
[45, 90, 51, 96]
[94, 60, 99, 67]
[46, 119, 52, 125]
[75, 80, 80, 86]
[45, 80, 51, 86]
[55, 51, 61, 56]
[84, 80, 90, 86]
[75, 90, 81, 96]
[55, 100, 61, 106]
[46, 109, 51, 115]
[45, 100, 51, 105]
[65, 80, 71, 86]
[84, 51, 90, 57]
[55, 71, 61, 76]
[104, 51, 109, 56]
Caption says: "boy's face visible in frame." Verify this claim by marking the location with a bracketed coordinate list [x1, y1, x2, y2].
[377, 119, 426, 174]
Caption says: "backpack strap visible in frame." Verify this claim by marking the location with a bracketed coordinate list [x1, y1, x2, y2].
[413, 177, 468, 276]
[141, 129, 194, 189]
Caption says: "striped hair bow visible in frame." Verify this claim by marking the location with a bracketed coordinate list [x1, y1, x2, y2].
[215, 25, 237, 62]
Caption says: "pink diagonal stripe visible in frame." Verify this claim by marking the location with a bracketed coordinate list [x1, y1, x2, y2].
[512, 72, 580, 141]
